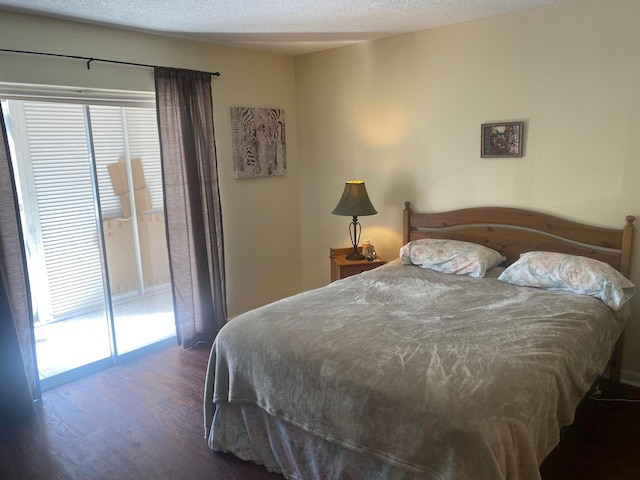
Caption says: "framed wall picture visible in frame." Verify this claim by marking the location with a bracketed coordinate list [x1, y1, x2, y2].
[481, 121, 524, 158]
[231, 107, 286, 179]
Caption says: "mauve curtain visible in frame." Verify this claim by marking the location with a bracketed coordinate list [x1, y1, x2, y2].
[154, 68, 227, 347]
[0, 104, 38, 425]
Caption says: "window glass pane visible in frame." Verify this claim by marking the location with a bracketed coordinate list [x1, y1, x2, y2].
[3, 97, 176, 387]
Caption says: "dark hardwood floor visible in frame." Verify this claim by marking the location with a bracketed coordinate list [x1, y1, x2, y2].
[540, 380, 640, 480]
[0, 344, 280, 480]
[1, 344, 638, 480]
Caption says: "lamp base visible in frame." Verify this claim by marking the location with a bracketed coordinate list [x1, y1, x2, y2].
[346, 250, 365, 261]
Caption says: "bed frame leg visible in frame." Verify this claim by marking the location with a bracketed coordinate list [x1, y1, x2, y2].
[610, 332, 625, 384]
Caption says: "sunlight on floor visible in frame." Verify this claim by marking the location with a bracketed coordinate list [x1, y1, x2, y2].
[35, 285, 176, 379]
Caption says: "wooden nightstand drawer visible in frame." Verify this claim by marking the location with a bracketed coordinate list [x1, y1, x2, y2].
[329, 247, 386, 282]
[339, 262, 382, 278]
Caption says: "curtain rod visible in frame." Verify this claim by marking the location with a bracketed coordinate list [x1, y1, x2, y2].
[0, 48, 221, 77]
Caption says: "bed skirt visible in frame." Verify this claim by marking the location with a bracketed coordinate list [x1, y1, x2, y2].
[209, 402, 428, 480]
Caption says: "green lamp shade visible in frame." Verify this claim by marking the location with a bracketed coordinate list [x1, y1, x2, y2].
[331, 180, 377, 217]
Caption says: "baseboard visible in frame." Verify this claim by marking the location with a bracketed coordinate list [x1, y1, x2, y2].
[621, 369, 640, 387]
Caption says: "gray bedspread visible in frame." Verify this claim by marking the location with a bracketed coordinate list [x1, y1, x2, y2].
[205, 261, 628, 480]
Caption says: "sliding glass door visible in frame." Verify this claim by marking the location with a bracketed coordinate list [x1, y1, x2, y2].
[2, 97, 176, 389]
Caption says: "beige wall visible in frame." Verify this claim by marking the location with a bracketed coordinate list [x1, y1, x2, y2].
[0, 11, 302, 318]
[295, 0, 640, 379]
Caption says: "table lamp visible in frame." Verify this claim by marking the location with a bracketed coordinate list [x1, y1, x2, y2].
[331, 180, 377, 260]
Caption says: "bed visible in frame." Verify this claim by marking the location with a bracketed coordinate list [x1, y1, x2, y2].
[204, 202, 635, 480]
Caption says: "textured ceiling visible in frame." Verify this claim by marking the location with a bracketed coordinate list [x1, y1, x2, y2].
[0, 0, 568, 55]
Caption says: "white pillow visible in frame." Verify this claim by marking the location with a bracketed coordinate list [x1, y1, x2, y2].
[498, 251, 635, 311]
[400, 238, 506, 278]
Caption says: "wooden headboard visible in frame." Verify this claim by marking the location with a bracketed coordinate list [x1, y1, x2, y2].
[402, 201, 635, 384]
[402, 201, 634, 278]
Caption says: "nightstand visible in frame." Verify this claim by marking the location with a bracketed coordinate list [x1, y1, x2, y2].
[329, 247, 386, 282]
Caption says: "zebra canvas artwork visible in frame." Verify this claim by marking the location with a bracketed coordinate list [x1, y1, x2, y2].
[231, 107, 286, 178]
